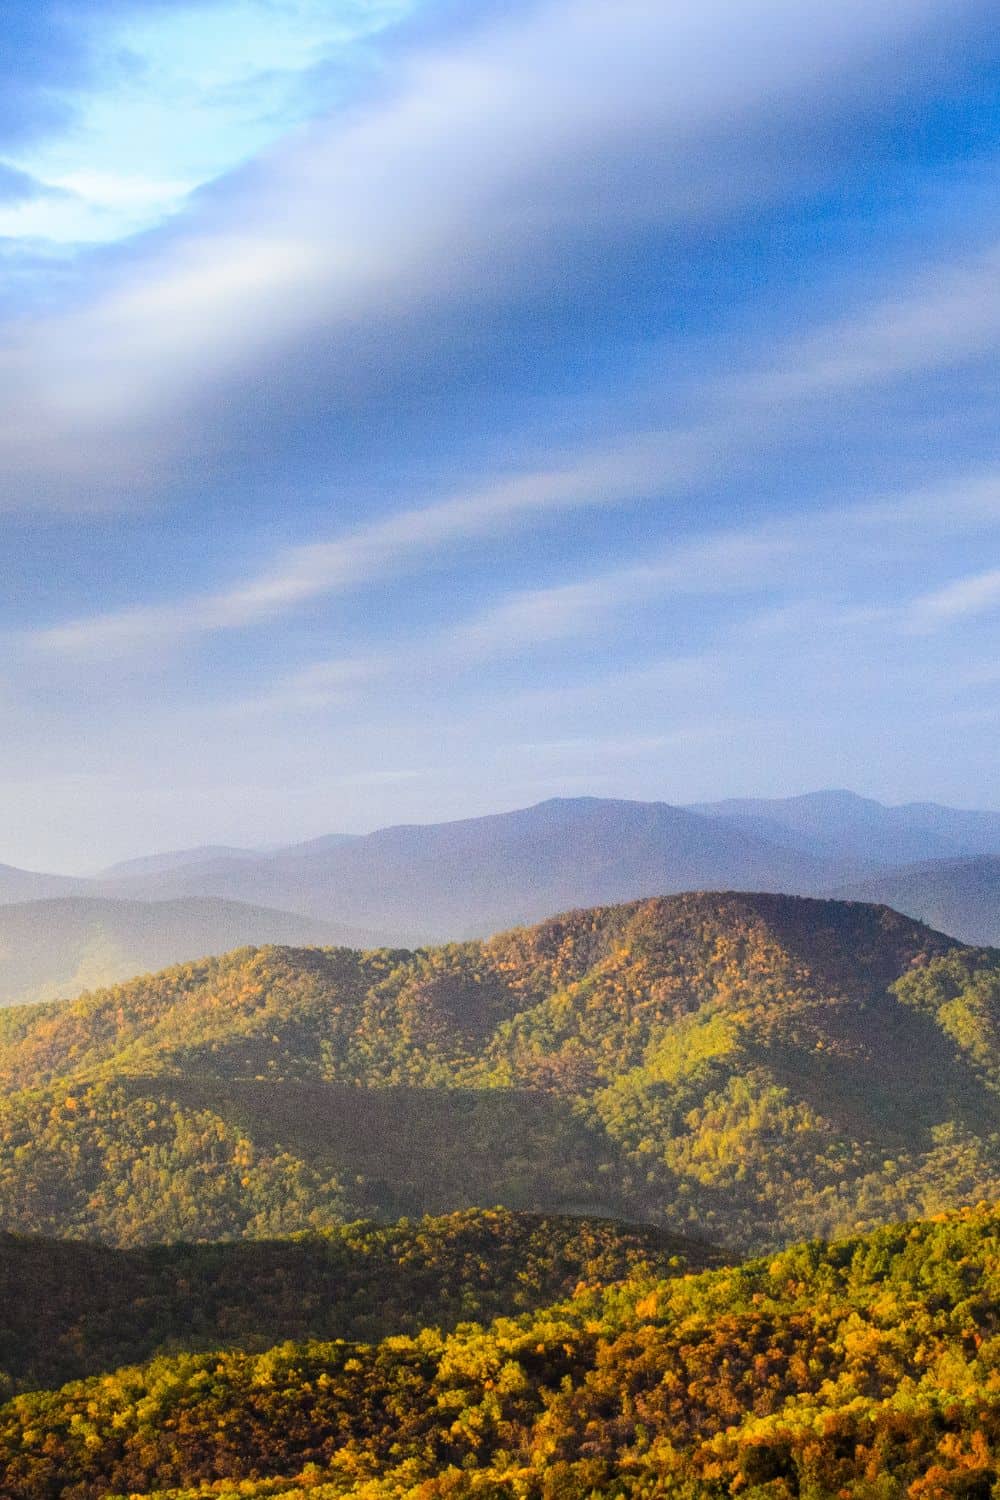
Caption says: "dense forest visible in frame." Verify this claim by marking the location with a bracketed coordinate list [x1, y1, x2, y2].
[1, 893, 999, 1250]
[1, 894, 1000, 1496]
[5, 1200, 1000, 1498]
[0, 894, 998, 1251]
[0, 1209, 708, 1395]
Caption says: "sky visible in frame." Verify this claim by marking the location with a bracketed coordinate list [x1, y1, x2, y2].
[1, 0, 999, 871]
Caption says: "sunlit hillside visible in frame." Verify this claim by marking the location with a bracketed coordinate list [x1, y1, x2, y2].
[2, 893, 1000, 1250]
[5, 1202, 1000, 1498]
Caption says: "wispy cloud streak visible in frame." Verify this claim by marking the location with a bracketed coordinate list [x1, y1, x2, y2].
[0, 0, 985, 505]
[31, 429, 713, 655]
[909, 569, 1000, 628]
[31, 241, 1000, 658]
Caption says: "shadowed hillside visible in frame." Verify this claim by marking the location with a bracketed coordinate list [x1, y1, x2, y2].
[6, 1202, 1000, 1498]
[0, 1208, 711, 1395]
[2, 892, 1000, 1250]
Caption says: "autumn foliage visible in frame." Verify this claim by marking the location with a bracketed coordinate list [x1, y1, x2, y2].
[4, 1202, 1000, 1497]
[0, 894, 998, 1249]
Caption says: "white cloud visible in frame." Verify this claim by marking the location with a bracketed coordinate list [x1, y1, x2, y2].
[446, 534, 795, 661]
[0, 0, 981, 505]
[31, 428, 715, 656]
[32, 387, 1000, 664]
[735, 248, 1000, 404]
[0, 171, 198, 244]
[909, 568, 1000, 628]
[843, 469, 1000, 530]
[223, 461, 1000, 714]
[1, 1, 415, 245]
[228, 531, 797, 714]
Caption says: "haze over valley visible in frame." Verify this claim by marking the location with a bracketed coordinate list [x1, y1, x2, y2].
[1, 789, 999, 1005]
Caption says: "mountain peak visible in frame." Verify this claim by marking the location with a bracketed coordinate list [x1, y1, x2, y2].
[0, 889, 986, 1254]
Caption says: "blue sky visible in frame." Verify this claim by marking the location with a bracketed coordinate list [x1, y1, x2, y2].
[1, 0, 999, 870]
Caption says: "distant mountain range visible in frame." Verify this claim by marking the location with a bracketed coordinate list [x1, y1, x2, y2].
[0, 862, 82, 904]
[0, 791, 997, 1004]
[837, 856, 1000, 947]
[97, 833, 360, 882]
[692, 789, 1000, 870]
[0, 898, 369, 1008]
[91, 791, 1000, 943]
[93, 797, 831, 937]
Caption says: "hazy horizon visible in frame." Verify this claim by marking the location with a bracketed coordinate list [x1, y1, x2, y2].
[7, 786, 1000, 879]
[2, 0, 999, 871]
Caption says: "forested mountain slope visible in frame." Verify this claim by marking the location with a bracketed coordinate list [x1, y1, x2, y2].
[3, 893, 1000, 1250]
[0, 891, 956, 1088]
[0, 1209, 709, 1396]
[6, 1201, 1000, 1499]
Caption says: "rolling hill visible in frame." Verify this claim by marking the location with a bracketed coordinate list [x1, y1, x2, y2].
[2, 892, 1000, 1250]
[0, 896, 373, 1007]
[96, 834, 359, 881]
[0, 860, 84, 904]
[4, 1201, 1000, 1499]
[2, 891, 1000, 1500]
[0, 1208, 709, 1396]
[97, 844, 263, 880]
